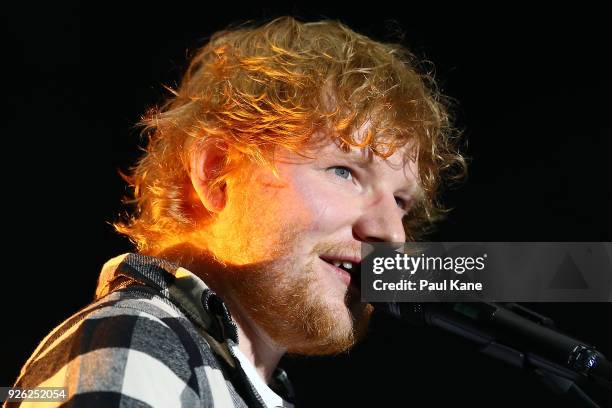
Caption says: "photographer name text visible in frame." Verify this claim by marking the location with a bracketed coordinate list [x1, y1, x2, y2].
[372, 279, 483, 292]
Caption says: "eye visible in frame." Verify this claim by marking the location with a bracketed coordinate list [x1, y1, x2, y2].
[329, 166, 354, 180]
[395, 196, 409, 212]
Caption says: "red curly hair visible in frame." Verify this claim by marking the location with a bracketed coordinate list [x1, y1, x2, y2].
[114, 16, 466, 254]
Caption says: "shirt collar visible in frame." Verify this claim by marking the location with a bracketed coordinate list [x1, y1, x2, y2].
[95, 252, 238, 343]
[95, 252, 295, 404]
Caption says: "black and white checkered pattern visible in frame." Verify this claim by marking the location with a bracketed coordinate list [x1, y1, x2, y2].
[6, 253, 295, 407]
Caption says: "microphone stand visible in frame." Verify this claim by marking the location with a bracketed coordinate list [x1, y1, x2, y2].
[377, 301, 612, 407]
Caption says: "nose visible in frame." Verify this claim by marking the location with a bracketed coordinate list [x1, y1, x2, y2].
[353, 193, 407, 243]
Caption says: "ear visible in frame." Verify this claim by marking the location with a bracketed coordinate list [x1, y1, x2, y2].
[190, 141, 229, 213]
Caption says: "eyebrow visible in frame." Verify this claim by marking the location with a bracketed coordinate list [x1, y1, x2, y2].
[408, 186, 426, 204]
[340, 148, 375, 167]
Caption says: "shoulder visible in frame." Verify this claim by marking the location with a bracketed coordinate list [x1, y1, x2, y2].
[11, 287, 228, 407]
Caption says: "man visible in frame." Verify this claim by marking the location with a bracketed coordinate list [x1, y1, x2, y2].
[8, 16, 464, 407]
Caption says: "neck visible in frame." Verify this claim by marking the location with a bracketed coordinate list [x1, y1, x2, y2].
[227, 300, 287, 383]
[152, 243, 286, 383]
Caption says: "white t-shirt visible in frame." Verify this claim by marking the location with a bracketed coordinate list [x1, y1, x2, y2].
[231, 346, 294, 408]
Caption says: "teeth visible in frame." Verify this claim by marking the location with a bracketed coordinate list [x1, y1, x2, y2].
[326, 259, 356, 270]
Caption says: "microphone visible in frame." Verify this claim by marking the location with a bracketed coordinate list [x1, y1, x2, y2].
[374, 301, 612, 393]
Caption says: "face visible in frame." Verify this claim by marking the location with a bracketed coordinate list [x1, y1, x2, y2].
[203, 134, 421, 355]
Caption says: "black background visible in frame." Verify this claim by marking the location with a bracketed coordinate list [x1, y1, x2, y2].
[3, 2, 612, 407]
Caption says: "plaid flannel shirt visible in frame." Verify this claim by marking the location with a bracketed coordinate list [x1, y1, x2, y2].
[6, 253, 295, 408]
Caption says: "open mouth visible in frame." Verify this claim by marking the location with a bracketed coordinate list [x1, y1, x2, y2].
[319, 257, 361, 290]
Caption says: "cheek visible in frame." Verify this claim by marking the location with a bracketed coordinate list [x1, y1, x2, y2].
[290, 176, 356, 234]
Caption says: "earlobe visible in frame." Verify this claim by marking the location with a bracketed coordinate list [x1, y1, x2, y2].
[190, 141, 229, 213]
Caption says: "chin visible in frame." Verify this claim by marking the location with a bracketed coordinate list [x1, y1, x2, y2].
[285, 295, 373, 356]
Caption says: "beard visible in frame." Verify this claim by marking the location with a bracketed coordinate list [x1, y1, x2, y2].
[221, 240, 373, 355]
[195, 161, 374, 355]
